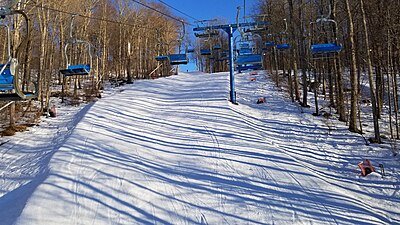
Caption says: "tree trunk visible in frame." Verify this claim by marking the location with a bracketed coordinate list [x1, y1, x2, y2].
[10, 102, 15, 127]
[345, 0, 359, 133]
[288, 0, 299, 101]
[298, 0, 308, 107]
[360, 0, 381, 143]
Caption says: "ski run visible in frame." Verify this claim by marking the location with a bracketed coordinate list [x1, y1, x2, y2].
[0, 71, 399, 225]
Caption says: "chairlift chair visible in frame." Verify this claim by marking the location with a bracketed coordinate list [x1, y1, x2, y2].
[238, 48, 252, 55]
[265, 41, 276, 48]
[59, 63, 91, 76]
[0, 9, 37, 101]
[310, 10, 342, 58]
[276, 20, 291, 51]
[168, 54, 188, 65]
[310, 43, 342, 55]
[236, 54, 263, 72]
[236, 54, 262, 65]
[166, 21, 189, 66]
[244, 14, 269, 33]
[237, 64, 262, 71]
[60, 16, 92, 77]
[213, 44, 221, 50]
[234, 32, 263, 72]
[276, 43, 290, 50]
[200, 49, 212, 56]
[155, 55, 169, 61]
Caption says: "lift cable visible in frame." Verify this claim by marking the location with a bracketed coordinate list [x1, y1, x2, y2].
[131, 0, 193, 26]
[157, 0, 199, 22]
[27, 2, 181, 34]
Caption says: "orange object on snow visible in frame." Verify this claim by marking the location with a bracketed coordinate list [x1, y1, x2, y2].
[358, 159, 375, 176]
[250, 77, 257, 81]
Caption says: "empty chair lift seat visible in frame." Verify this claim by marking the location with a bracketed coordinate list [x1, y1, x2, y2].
[60, 64, 90, 76]
[237, 64, 262, 71]
[155, 55, 169, 61]
[236, 54, 262, 65]
[168, 54, 188, 65]
[238, 48, 252, 55]
[311, 43, 342, 54]
[239, 43, 250, 49]
[236, 54, 262, 71]
[265, 42, 276, 48]
[276, 44, 290, 50]
[0, 64, 36, 100]
[0, 64, 14, 91]
[200, 49, 212, 56]
[213, 44, 222, 50]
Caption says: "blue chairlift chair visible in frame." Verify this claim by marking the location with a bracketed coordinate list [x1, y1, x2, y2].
[276, 43, 290, 50]
[200, 49, 212, 56]
[60, 16, 93, 77]
[238, 48, 252, 55]
[155, 55, 169, 61]
[164, 21, 189, 66]
[168, 54, 188, 65]
[59, 64, 91, 76]
[265, 42, 276, 48]
[236, 54, 262, 65]
[239, 43, 250, 49]
[237, 64, 262, 71]
[310, 13, 342, 57]
[213, 44, 222, 50]
[311, 43, 342, 55]
[236, 54, 263, 72]
[0, 10, 37, 101]
[275, 20, 291, 51]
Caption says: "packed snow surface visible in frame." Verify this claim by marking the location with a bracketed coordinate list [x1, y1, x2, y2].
[1, 71, 399, 224]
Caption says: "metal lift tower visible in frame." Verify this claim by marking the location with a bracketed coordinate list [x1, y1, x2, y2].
[193, 21, 269, 104]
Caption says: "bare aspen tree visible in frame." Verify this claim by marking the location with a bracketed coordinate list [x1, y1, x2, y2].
[360, 0, 381, 142]
[345, 0, 359, 133]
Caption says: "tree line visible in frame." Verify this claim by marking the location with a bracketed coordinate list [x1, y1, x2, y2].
[0, 0, 182, 132]
[253, 0, 399, 144]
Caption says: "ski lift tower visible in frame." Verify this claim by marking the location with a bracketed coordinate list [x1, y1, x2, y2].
[193, 21, 269, 104]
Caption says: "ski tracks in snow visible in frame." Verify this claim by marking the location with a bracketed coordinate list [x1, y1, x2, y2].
[234, 71, 397, 224]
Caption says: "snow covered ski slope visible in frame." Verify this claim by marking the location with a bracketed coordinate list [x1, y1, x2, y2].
[2, 71, 400, 224]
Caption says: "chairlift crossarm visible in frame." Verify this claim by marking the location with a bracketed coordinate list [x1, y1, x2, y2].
[193, 22, 270, 33]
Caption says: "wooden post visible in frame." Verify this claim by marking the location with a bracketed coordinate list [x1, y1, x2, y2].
[10, 102, 15, 127]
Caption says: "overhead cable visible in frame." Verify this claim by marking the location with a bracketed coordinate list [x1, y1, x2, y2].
[131, 0, 193, 26]
[157, 0, 199, 22]
[27, 2, 181, 34]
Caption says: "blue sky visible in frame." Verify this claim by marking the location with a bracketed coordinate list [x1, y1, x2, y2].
[150, 0, 260, 71]
[155, 0, 260, 24]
